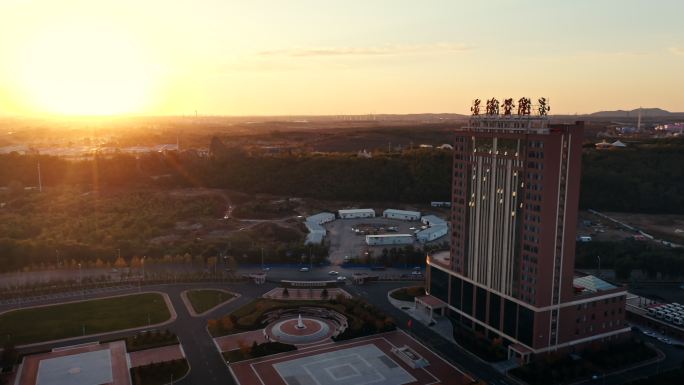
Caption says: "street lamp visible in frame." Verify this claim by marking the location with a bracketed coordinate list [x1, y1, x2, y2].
[596, 255, 601, 277]
[78, 263, 83, 298]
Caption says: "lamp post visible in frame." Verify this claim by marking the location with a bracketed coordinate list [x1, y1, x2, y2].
[78, 263, 83, 298]
[596, 255, 601, 277]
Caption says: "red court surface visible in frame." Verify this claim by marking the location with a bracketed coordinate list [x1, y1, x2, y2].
[16, 341, 131, 385]
[129, 344, 184, 367]
[228, 330, 474, 385]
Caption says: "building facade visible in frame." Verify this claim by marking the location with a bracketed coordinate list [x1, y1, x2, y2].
[365, 234, 414, 246]
[426, 106, 628, 360]
[383, 209, 421, 221]
[338, 209, 375, 219]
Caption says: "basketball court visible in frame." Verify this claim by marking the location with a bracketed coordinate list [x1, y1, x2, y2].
[16, 341, 131, 385]
[228, 330, 473, 385]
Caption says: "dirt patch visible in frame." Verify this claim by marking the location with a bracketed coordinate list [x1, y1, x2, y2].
[580, 211, 684, 244]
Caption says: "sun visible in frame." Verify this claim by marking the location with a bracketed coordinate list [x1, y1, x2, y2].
[17, 23, 157, 115]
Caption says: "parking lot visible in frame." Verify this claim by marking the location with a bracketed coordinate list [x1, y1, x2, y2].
[325, 217, 448, 265]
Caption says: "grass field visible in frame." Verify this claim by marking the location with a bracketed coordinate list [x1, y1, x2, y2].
[0, 293, 170, 345]
[186, 289, 235, 314]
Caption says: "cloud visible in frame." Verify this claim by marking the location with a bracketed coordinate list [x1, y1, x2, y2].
[669, 47, 684, 56]
[256, 43, 472, 57]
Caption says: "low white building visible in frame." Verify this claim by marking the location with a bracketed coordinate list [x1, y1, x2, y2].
[306, 212, 335, 225]
[421, 215, 446, 227]
[383, 209, 421, 221]
[338, 209, 375, 219]
[305, 221, 326, 245]
[430, 201, 451, 208]
[365, 234, 414, 246]
[416, 225, 447, 243]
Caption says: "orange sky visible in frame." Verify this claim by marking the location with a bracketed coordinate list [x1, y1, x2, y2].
[0, 0, 682, 116]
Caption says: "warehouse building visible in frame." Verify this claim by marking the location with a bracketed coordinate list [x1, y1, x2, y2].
[338, 208, 375, 219]
[382, 209, 421, 221]
[306, 212, 335, 225]
[305, 221, 326, 245]
[421, 215, 446, 227]
[365, 234, 414, 246]
[416, 225, 448, 243]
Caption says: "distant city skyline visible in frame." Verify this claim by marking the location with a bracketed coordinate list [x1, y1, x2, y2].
[0, 0, 683, 116]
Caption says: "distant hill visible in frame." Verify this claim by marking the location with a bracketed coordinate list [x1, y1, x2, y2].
[587, 108, 674, 118]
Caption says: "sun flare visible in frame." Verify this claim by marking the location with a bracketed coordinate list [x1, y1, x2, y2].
[17, 23, 157, 115]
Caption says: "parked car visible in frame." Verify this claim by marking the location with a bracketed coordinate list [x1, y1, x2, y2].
[337, 276, 347, 281]
[328, 271, 339, 275]
[299, 267, 310, 272]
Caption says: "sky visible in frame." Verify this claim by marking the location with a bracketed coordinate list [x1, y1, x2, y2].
[0, 0, 683, 116]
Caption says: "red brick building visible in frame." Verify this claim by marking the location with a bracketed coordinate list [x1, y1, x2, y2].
[425, 103, 629, 362]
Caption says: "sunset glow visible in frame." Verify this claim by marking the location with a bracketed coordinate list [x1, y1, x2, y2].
[15, 22, 157, 115]
[0, 0, 682, 116]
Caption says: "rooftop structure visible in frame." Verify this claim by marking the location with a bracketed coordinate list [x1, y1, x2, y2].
[365, 234, 414, 246]
[416, 225, 448, 243]
[338, 208, 375, 219]
[304, 221, 326, 245]
[420, 215, 446, 227]
[383, 209, 421, 221]
[306, 212, 335, 225]
[573, 275, 617, 293]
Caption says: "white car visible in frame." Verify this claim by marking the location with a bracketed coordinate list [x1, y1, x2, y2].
[337, 276, 347, 281]
[328, 271, 339, 275]
[299, 267, 310, 272]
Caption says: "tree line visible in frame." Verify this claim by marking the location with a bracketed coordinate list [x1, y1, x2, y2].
[2, 138, 682, 212]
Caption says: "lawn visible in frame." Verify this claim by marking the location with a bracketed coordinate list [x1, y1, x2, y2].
[186, 289, 235, 314]
[0, 293, 170, 345]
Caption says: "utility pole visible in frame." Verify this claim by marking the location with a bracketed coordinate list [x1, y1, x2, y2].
[597, 255, 601, 277]
[78, 263, 83, 298]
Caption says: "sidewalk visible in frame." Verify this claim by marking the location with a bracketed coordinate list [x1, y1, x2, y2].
[386, 288, 455, 343]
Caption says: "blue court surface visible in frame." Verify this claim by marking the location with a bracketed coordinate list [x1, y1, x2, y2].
[274, 344, 416, 385]
[36, 349, 113, 385]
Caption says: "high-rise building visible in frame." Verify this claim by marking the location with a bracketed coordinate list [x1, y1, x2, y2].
[424, 99, 629, 362]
